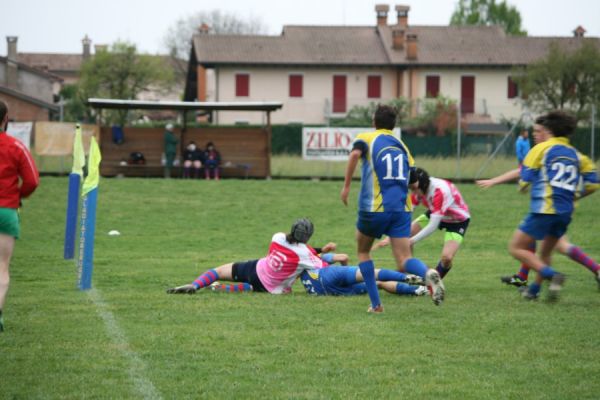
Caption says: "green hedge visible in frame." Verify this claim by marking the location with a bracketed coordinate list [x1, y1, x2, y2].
[270, 125, 599, 158]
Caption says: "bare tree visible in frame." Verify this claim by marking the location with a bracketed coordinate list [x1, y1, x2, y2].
[163, 10, 268, 61]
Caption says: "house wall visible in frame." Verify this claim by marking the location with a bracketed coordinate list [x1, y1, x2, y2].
[17, 69, 54, 104]
[212, 66, 397, 125]
[208, 65, 525, 125]
[0, 93, 50, 121]
[0, 61, 54, 105]
[413, 67, 524, 120]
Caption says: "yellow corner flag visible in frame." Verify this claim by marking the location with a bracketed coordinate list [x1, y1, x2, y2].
[72, 124, 86, 176]
[82, 137, 102, 196]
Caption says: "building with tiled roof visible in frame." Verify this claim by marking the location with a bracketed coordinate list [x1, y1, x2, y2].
[0, 37, 60, 121]
[185, 4, 598, 125]
[16, 36, 187, 113]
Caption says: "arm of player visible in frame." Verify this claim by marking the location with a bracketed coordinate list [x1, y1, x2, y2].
[410, 214, 443, 245]
[16, 141, 40, 199]
[341, 149, 361, 206]
[476, 168, 520, 189]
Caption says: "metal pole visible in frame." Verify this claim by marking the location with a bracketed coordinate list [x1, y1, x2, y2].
[474, 114, 524, 179]
[592, 104, 596, 161]
[456, 102, 461, 180]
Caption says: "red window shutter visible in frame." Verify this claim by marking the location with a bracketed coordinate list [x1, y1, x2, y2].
[426, 76, 440, 98]
[507, 77, 518, 99]
[333, 75, 347, 113]
[367, 75, 381, 98]
[235, 74, 249, 97]
[289, 75, 303, 97]
[461, 76, 475, 114]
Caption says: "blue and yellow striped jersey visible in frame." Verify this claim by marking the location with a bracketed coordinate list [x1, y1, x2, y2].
[353, 129, 414, 212]
[520, 137, 599, 215]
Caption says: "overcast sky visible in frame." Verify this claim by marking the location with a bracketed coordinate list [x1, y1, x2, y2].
[2, 0, 599, 56]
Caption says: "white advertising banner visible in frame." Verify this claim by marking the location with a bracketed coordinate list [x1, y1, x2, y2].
[7, 122, 33, 150]
[302, 127, 401, 161]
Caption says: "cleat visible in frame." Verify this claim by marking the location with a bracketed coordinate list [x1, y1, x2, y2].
[0, 311, 4, 332]
[166, 284, 197, 294]
[426, 269, 445, 306]
[405, 274, 425, 286]
[548, 273, 566, 302]
[367, 304, 384, 313]
[501, 275, 528, 287]
[209, 281, 223, 291]
[521, 288, 539, 300]
[414, 286, 429, 296]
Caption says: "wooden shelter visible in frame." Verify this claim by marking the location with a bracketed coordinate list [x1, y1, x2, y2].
[87, 99, 282, 178]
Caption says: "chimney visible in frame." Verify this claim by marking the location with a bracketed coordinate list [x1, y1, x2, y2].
[392, 29, 405, 50]
[198, 23, 210, 34]
[6, 36, 17, 61]
[573, 25, 586, 38]
[82, 35, 92, 59]
[375, 4, 390, 26]
[395, 5, 410, 29]
[406, 33, 418, 60]
[5, 36, 18, 89]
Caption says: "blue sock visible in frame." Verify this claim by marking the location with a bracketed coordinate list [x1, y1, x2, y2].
[404, 258, 428, 278]
[540, 266, 556, 280]
[436, 261, 451, 278]
[359, 260, 381, 308]
[395, 282, 417, 295]
[528, 282, 541, 296]
[376, 269, 407, 282]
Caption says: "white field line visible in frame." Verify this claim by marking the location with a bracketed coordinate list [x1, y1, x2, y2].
[87, 288, 162, 400]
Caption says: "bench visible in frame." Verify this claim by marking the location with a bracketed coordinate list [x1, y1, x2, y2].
[110, 162, 251, 179]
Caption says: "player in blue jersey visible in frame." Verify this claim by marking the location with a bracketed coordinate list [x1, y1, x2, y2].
[509, 111, 599, 301]
[299, 252, 426, 297]
[341, 104, 445, 312]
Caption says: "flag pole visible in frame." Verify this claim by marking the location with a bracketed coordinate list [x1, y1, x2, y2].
[64, 124, 85, 259]
[77, 136, 101, 290]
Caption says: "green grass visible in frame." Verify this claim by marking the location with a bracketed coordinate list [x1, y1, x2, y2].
[271, 154, 520, 180]
[2, 177, 600, 399]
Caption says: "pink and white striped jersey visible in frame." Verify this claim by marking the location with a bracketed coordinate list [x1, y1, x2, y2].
[411, 177, 470, 223]
[256, 233, 325, 294]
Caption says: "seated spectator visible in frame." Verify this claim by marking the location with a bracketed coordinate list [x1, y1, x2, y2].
[182, 141, 203, 179]
[203, 142, 221, 180]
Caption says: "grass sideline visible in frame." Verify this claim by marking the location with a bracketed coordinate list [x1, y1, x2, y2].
[2, 177, 600, 399]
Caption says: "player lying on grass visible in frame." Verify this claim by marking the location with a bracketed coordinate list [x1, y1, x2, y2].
[476, 144, 600, 291]
[167, 218, 326, 294]
[167, 228, 427, 296]
[373, 167, 470, 280]
[498, 111, 598, 301]
[298, 258, 428, 297]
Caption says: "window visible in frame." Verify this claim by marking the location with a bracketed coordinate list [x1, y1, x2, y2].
[426, 75, 440, 98]
[235, 73, 249, 97]
[367, 75, 381, 98]
[289, 74, 303, 97]
[507, 77, 518, 99]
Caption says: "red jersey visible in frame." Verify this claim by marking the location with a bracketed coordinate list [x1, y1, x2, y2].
[411, 177, 470, 223]
[0, 131, 39, 208]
